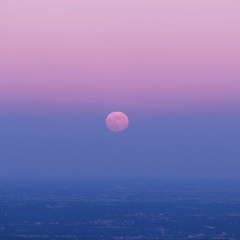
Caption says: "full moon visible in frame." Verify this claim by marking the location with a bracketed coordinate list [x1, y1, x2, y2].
[106, 112, 129, 132]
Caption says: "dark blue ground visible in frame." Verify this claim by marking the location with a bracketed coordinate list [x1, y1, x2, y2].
[0, 177, 239, 239]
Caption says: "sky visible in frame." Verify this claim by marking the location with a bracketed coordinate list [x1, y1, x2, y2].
[0, 0, 240, 177]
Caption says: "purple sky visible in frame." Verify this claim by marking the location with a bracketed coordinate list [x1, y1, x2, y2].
[0, 1, 240, 177]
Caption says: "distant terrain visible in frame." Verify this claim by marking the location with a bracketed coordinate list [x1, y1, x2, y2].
[0, 177, 239, 239]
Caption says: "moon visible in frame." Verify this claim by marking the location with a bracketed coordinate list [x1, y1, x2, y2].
[106, 112, 129, 132]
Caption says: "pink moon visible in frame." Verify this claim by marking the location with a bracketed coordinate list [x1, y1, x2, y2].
[106, 112, 129, 132]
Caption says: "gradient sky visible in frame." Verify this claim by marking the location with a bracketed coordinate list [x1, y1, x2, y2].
[0, 0, 240, 177]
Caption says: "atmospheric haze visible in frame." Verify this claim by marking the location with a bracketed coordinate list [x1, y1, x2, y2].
[0, 0, 240, 177]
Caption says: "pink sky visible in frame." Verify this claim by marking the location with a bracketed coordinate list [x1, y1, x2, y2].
[1, 0, 240, 112]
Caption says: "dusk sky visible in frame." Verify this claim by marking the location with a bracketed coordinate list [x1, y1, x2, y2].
[0, 0, 240, 177]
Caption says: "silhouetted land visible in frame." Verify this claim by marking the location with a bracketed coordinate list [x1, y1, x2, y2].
[0, 177, 240, 239]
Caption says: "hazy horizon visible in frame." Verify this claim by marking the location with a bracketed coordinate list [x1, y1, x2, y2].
[1, 1, 240, 178]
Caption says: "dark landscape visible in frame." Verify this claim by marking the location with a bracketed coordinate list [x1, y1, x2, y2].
[0, 177, 239, 240]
